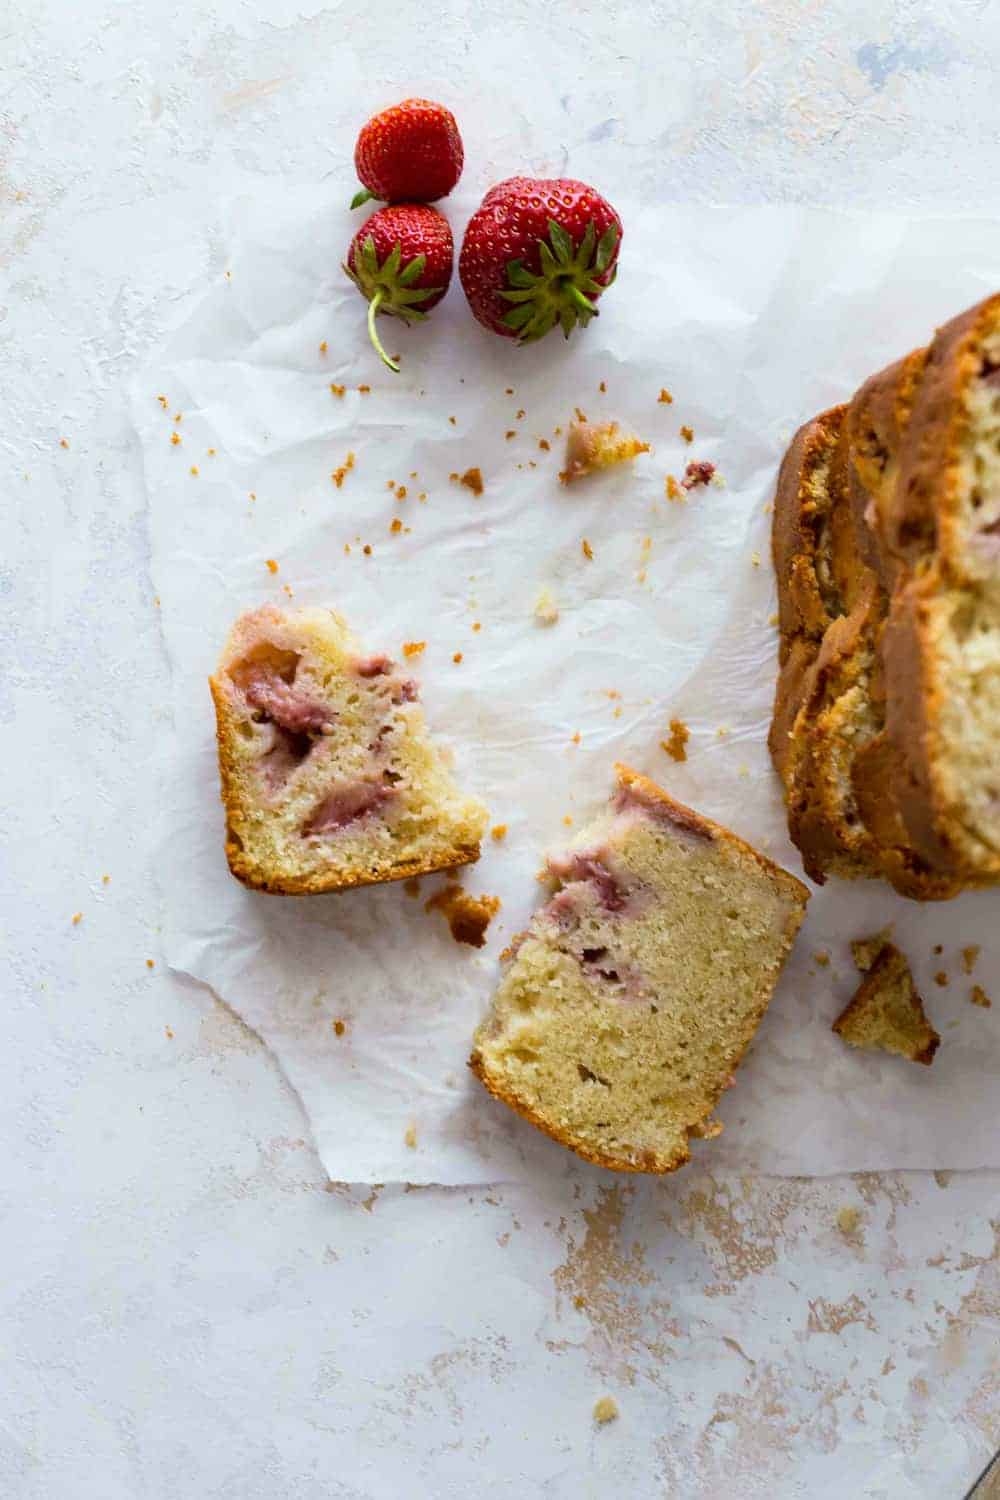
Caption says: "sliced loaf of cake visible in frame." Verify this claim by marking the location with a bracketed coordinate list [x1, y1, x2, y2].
[470, 766, 809, 1173]
[211, 605, 487, 893]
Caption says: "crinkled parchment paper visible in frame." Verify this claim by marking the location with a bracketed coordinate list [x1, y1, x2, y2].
[134, 186, 1000, 1182]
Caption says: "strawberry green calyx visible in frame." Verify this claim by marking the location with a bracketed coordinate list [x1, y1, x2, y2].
[344, 235, 442, 372]
[350, 187, 377, 210]
[499, 219, 619, 342]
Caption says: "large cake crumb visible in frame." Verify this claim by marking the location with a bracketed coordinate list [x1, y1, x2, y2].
[662, 717, 689, 762]
[593, 1396, 619, 1425]
[425, 884, 500, 947]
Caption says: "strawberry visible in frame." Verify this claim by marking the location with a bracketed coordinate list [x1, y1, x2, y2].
[344, 204, 453, 372]
[351, 99, 463, 209]
[458, 178, 622, 342]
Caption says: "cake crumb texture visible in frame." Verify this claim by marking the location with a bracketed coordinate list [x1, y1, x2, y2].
[470, 765, 808, 1174]
[833, 943, 940, 1065]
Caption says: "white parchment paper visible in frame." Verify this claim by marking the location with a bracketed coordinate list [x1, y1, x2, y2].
[135, 186, 1000, 1182]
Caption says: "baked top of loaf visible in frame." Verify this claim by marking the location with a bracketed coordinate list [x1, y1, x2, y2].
[833, 941, 940, 1066]
[770, 295, 1000, 897]
[469, 766, 809, 1174]
[210, 605, 487, 894]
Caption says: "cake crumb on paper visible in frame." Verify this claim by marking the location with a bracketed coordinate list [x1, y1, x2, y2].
[962, 945, 981, 974]
[658, 388, 673, 404]
[402, 641, 426, 658]
[332, 452, 355, 488]
[71, 912, 82, 926]
[491, 824, 507, 841]
[971, 985, 992, 1009]
[666, 474, 683, 501]
[593, 1397, 619, 1425]
[534, 588, 559, 626]
[814, 950, 830, 968]
[424, 885, 500, 948]
[582, 538, 594, 560]
[266, 559, 278, 574]
[661, 718, 689, 762]
[680, 424, 693, 443]
[934, 971, 949, 987]
[404, 1124, 417, 1149]
[333, 1019, 346, 1036]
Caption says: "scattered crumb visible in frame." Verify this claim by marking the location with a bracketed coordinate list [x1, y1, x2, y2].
[680, 425, 694, 443]
[207, 448, 216, 457]
[538, 438, 550, 451]
[410, 471, 418, 479]
[571, 731, 581, 745]
[146, 959, 155, 970]
[395, 485, 408, 500]
[363, 544, 372, 556]
[768, 612, 780, 626]
[971, 985, 992, 1009]
[418, 491, 427, 502]
[404, 878, 421, 898]
[330, 383, 346, 398]
[344, 543, 351, 555]
[563, 815, 573, 826]
[750, 551, 761, 568]
[491, 824, 507, 841]
[319, 340, 327, 354]
[932, 944, 943, 955]
[424, 884, 500, 948]
[582, 538, 594, 560]
[266, 559, 278, 574]
[165, 1026, 174, 1040]
[333, 1019, 346, 1036]
[449, 415, 457, 425]
[157, 395, 168, 409]
[814, 950, 830, 968]
[59, 437, 69, 449]
[402, 641, 426, 658]
[390, 518, 403, 534]
[173, 413, 182, 424]
[575, 407, 588, 423]
[452, 651, 463, 664]
[249, 492, 256, 501]
[457, 467, 483, 496]
[101, 874, 110, 885]
[190, 465, 199, 476]
[332, 451, 355, 488]
[516, 408, 526, 420]
[666, 474, 683, 501]
[962, 945, 981, 975]
[554, 426, 562, 436]
[505, 430, 516, 440]
[836, 1205, 861, 1235]
[471, 621, 481, 632]
[404, 1124, 417, 1149]
[560, 420, 650, 483]
[593, 1397, 619, 1425]
[851, 931, 893, 972]
[71, 912, 82, 926]
[682, 460, 716, 490]
[661, 718, 690, 763]
[170, 431, 181, 446]
[658, 388, 673, 405]
[934, 971, 949, 987]
[716, 726, 728, 739]
[283, 584, 294, 599]
[573, 1295, 586, 1309]
[598, 382, 606, 394]
[358, 384, 371, 394]
[534, 588, 559, 626]
[504, 387, 514, 395]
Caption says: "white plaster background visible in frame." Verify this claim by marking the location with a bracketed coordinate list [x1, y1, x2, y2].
[4, 1, 1000, 1495]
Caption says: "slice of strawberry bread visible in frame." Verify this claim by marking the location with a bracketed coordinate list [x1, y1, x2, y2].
[470, 766, 809, 1173]
[210, 605, 487, 893]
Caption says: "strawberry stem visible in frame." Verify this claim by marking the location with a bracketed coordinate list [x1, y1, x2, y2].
[351, 187, 376, 210]
[566, 284, 598, 320]
[367, 290, 400, 373]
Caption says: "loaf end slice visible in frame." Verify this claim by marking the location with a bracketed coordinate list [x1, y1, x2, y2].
[211, 605, 487, 894]
[470, 766, 809, 1173]
[832, 942, 940, 1065]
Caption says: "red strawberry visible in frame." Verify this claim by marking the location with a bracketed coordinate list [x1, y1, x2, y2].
[344, 204, 453, 372]
[352, 99, 463, 209]
[458, 178, 622, 342]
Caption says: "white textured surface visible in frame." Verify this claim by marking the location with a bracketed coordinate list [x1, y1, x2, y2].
[4, 1, 1000, 1494]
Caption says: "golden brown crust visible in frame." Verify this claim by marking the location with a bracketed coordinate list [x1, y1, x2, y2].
[847, 346, 928, 584]
[772, 407, 849, 646]
[210, 673, 481, 896]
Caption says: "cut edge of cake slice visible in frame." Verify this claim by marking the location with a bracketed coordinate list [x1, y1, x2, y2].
[210, 604, 487, 895]
[832, 942, 940, 1066]
[469, 765, 809, 1175]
